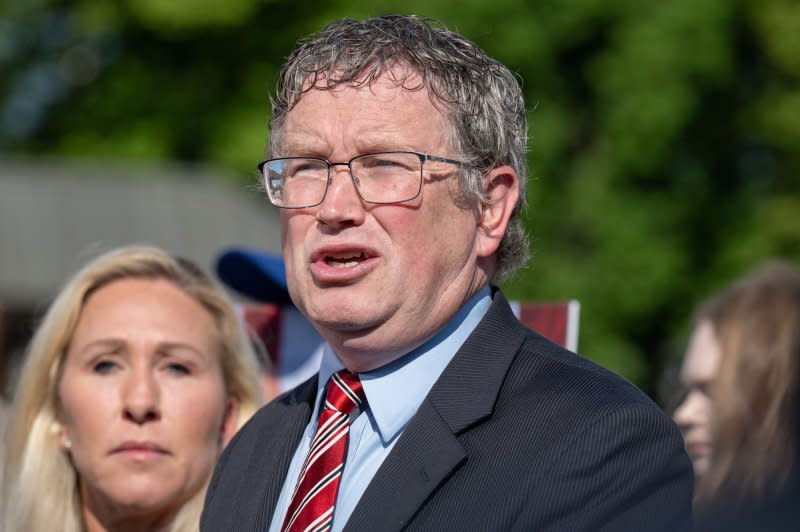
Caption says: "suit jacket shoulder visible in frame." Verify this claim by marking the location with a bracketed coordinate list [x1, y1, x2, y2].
[346, 289, 694, 531]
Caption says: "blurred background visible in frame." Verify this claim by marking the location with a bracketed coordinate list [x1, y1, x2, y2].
[1, 0, 798, 400]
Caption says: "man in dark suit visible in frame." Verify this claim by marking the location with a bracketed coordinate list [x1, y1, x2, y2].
[202, 15, 693, 531]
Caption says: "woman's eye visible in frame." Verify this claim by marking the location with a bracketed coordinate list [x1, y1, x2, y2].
[92, 360, 118, 374]
[166, 363, 191, 376]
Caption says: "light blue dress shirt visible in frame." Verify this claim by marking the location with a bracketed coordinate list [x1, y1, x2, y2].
[268, 286, 492, 532]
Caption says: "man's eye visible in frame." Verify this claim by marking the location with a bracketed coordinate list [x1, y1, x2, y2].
[367, 158, 407, 169]
[288, 161, 326, 177]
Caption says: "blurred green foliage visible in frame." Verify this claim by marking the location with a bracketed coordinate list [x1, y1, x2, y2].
[2, 0, 798, 396]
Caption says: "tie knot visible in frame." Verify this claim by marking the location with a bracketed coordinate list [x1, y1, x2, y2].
[324, 370, 365, 415]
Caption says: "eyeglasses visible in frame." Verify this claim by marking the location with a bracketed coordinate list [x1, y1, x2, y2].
[258, 151, 465, 209]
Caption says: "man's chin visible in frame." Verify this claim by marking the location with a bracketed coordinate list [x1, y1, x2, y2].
[314, 316, 383, 335]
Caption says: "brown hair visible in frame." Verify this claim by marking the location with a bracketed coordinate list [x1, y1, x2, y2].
[694, 260, 800, 506]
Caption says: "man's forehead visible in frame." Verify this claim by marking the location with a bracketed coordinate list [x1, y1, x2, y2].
[279, 73, 447, 154]
[298, 61, 426, 94]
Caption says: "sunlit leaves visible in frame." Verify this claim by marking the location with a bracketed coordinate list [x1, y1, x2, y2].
[126, 0, 260, 32]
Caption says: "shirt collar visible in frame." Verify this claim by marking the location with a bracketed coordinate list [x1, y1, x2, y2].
[316, 285, 492, 443]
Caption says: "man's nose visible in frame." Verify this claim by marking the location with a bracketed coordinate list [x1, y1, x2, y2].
[121, 367, 161, 424]
[315, 166, 366, 228]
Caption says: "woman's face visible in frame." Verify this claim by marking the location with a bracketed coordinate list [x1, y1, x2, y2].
[58, 278, 237, 527]
[673, 320, 722, 479]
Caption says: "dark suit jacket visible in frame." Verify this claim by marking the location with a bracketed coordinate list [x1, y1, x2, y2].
[202, 290, 693, 531]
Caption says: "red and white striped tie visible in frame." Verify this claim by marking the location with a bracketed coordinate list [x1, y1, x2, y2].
[281, 370, 366, 532]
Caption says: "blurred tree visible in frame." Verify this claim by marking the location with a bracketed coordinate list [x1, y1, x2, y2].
[2, 0, 798, 396]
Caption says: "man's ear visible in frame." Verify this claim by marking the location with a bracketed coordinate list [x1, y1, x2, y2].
[476, 165, 520, 258]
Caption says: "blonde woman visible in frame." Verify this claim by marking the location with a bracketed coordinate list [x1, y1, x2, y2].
[2, 245, 262, 532]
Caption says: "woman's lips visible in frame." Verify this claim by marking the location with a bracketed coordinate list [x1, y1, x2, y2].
[686, 441, 711, 457]
[111, 440, 169, 459]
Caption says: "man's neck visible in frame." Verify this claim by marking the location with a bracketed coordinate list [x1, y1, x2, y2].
[326, 284, 492, 373]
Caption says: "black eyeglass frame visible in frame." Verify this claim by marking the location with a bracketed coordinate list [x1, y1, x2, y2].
[257, 151, 466, 209]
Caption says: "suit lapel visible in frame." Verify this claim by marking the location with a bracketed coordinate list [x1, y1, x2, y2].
[343, 400, 466, 531]
[345, 291, 526, 531]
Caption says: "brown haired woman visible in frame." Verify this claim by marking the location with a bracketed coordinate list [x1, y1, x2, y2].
[673, 259, 800, 530]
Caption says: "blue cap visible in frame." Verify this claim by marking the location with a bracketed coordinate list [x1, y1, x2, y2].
[215, 247, 292, 304]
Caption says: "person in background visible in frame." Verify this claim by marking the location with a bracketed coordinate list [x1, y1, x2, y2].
[215, 246, 325, 400]
[673, 259, 800, 531]
[202, 15, 692, 531]
[2, 245, 262, 532]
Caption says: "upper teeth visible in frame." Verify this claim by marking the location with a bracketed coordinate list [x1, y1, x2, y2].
[326, 252, 365, 268]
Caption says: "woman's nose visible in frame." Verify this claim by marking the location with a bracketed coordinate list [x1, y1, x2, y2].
[673, 390, 705, 430]
[121, 368, 161, 424]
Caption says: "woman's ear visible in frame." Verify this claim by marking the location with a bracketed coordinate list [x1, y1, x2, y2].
[219, 398, 240, 448]
[61, 432, 73, 451]
[475, 165, 520, 258]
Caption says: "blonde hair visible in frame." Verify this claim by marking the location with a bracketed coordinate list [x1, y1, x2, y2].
[2, 245, 263, 532]
[694, 260, 800, 508]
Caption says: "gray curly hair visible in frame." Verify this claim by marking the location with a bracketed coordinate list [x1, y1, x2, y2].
[269, 15, 530, 282]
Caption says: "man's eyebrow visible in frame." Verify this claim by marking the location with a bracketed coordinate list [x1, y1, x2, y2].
[280, 138, 312, 151]
[279, 140, 327, 157]
[354, 139, 411, 154]
[278, 128, 329, 151]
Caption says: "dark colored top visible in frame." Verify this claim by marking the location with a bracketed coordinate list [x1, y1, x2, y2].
[697, 478, 800, 531]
